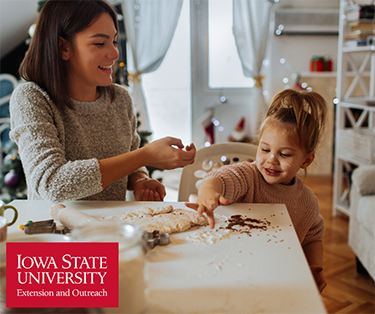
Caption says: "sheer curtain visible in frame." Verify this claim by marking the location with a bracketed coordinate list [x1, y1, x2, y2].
[232, 0, 275, 130]
[122, 0, 183, 132]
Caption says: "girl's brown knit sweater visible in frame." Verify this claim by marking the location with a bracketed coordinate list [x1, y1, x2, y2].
[205, 162, 324, 247]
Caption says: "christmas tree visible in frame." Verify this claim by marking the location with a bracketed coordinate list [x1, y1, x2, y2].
[0, 141, 27, 203]
[0, 0, 45, 202]
[37, 0, 47, 12]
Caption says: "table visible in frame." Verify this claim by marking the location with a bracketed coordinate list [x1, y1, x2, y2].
[6, 200, 326, 313]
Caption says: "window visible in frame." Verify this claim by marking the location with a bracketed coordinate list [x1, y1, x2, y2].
[208, 0, 254, 88]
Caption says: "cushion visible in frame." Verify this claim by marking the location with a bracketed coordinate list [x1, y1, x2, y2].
[352, 166, 375, 196]
[357, 195, 375, 237]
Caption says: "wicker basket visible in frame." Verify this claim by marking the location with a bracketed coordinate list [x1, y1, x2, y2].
[338, 128, 375, 164]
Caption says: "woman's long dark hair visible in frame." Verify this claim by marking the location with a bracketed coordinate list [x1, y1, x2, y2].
[19, 0, 118, 110]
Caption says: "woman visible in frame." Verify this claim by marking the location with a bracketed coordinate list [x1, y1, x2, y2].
[10, 0, 196, 203]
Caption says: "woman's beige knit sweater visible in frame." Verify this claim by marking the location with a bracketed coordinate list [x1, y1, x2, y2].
[206, 162, 324, 246]
[10, 82, 146, 203]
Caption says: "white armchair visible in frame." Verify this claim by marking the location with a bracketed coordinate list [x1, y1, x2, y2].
[348, 165, 375, 280]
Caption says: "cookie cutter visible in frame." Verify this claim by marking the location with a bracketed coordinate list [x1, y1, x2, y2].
[143, 230, 170, 249]
[24, 219, 71, 235]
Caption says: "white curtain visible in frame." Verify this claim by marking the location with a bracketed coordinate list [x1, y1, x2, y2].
[122, 0, 183, 132]
[232, 0, 275, 131]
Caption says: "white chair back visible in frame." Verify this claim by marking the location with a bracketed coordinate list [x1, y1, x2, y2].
[178, 142, 258, 202]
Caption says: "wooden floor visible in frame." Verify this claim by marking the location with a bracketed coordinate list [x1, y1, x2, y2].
[303, 176, 374, 314]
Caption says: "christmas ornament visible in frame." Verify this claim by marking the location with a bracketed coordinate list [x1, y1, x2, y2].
[4, 170, 20, 188]
[228, 117, 251, 143]
[199, 109, 214, 145]
[0, 142, 27, 203]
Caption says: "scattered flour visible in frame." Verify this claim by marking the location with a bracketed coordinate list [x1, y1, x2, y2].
[186, 229, 232, 245]
[185, 214, 233, 245]
[102, 215, 116, 220]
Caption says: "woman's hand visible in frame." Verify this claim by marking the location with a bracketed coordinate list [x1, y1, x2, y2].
[133, 178, 166, 201]
[141, 137, 196, 170]
[99, 137, 196, 189]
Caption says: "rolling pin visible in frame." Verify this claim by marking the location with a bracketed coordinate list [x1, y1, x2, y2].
[49, 204, 99, 229]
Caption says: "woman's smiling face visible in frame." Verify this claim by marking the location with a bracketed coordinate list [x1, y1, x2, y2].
[64, 12, 119, 101]
[255, 123, 314, 185]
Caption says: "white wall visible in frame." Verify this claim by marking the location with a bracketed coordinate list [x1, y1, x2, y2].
[265, 34, 339, 101]
[264, 0, 340, 102]
[0, 0, 39, 58]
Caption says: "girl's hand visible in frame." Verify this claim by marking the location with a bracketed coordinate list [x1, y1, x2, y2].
[134, 178, 166, 201]
[142, 137, 196, 170]
[310, 265, 327, 294]
[185, 177, 228, 228]
[185, 189, 229, 229]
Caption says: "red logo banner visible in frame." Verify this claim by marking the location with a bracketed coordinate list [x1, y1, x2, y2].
[6, 242, 118, 308]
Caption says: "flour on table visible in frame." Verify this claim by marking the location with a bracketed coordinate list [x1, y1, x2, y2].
[120, 206, 208, 234]
[185, 214, 233, 245]
[186, 229, 232, 245]
[102, 215, 116, 220]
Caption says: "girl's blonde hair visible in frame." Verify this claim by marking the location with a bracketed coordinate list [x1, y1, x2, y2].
[259, 89, 327, 154]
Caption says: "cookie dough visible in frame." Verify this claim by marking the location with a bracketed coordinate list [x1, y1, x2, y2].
[120, 206, 208, 234]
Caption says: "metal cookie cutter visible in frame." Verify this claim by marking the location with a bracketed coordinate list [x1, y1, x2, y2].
[24, 219, 71, 235]
[143, 230, 170, 249]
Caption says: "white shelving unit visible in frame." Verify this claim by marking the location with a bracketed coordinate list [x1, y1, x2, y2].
[333, 0, 375, 216]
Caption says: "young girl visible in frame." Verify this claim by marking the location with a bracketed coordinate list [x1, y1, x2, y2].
[186, 89, 327, 293]
[10, 0, 196, 203]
